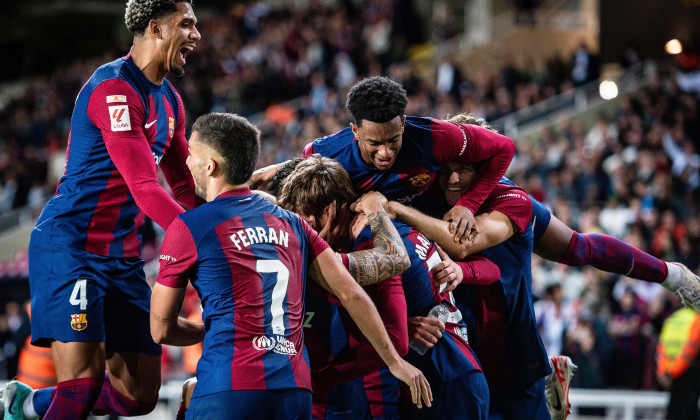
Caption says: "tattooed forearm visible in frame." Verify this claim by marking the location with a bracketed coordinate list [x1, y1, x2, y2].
[348, 211, 410, 286]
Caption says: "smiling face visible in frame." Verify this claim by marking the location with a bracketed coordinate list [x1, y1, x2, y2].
[438, 163, 478, 207]
[159, 2, 200, 77]
[352, 115, 405, 170]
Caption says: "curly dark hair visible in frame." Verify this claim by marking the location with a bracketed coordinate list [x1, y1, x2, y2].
[346, 76, 408, 126]
[125, 0, 193, 36]
[191, 113, 260, 185]
[268, 158, 304, 199]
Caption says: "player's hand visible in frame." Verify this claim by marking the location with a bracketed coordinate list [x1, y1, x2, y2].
[407, 316, 445, 348]
[384, 201, 398, 219]
[431, 246, 463, 294]
[350, 191, 388, 214]
[443, 205, 477, 243]
[249, 162, 284, 189]
[316, 201, 353, 251]
[387, 359, 433, 409]
[351, 213, 369, 241]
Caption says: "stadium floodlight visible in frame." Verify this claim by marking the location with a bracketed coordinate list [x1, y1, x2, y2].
[665, 39, 683, 55]
[599, 80, 618, 100]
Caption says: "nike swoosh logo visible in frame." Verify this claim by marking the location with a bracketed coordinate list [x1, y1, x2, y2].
[8, 394, 17, 414]
[552, 388, 562, 411]
[145, 120, 157, 128]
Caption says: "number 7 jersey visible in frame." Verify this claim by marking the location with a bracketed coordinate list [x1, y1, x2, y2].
[156, 188, 330, 397]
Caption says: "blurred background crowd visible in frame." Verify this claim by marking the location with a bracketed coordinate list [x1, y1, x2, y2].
[1, 0, 700, 410]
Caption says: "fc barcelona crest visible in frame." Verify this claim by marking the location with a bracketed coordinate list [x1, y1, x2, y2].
[410, 173, 432, 188]
[71, 313, 87, 331]
[168, 117, 175, 137]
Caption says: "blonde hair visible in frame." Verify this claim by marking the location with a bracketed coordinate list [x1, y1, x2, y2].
[278, 155, 357, 218]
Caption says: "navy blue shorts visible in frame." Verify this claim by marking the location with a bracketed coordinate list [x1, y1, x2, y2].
[530, 196, 552, 245]
[401, 370, 490, 420]
[314, 377, 370, 420]
[28, 239, 160, 355]
[187, 389, 312, 420]
[488, 377, 550, 420]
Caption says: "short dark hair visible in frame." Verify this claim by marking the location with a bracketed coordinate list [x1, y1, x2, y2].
[125, 0, 193, 36]
[191, 113, 260, 185]
[278, 156, 357, 219]
[268, 158, 304, 198]
[346, 76, 408, 126]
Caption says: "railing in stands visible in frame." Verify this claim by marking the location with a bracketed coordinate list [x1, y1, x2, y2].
[489, 60, 657, 140]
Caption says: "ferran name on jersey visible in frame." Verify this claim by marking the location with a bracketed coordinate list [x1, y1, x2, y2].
[71, 313, 88, 331]
[230, 227, 289, 251]
[252, 335, 297, 355]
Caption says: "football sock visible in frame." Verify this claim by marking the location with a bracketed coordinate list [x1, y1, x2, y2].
[24, 387, 54, 417]
[561, 232, 668, 283]
[43, 377, 101, 420]
[91, 373, 158, 416]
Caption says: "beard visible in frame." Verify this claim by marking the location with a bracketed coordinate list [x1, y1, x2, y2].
[170, 66, 185, 78]
[193, 172, 206, 199]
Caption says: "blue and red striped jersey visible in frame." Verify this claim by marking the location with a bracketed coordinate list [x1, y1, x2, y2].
[454, 181, 551, 392]
[33, 54, 198, 258]
[303, 116, 515, 217]
[356, 221, 482, 414]
[156, 189, 329, 397]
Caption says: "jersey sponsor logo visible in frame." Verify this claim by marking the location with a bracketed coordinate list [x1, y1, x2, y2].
[159, 254, 177, 262]
[409, 173, 432, 188]
[108, 105, 131, 131]
[168, 116, 175, 137]
[70, 313, 87, 331]
[106, 95, 127, 103]
[252, 335, 298, 355]
[395, 191, 424, 205]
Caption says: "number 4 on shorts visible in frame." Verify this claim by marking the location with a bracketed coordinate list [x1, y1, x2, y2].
[69, 279, 88, 310]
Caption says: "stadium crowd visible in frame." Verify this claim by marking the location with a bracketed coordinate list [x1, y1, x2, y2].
[1, 0, 699, 410]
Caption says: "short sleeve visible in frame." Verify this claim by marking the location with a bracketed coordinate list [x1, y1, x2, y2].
[481, 186, 532, 234]
[156, 217, 198, 288]
[301, 142, 316, 158]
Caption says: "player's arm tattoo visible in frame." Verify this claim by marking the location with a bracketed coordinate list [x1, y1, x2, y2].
[347, 211, 410, 286]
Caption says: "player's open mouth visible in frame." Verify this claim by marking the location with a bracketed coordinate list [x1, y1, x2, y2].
[179, 44, 195, 64]
[375, 157, 394, 168]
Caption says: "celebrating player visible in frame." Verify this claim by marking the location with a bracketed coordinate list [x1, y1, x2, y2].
[1, 1, 202, 419]
[440, 114, 700, 313]
[150, 113, 431, 419]
[252, 76, 516, 243]
[280, 156, 494, 419]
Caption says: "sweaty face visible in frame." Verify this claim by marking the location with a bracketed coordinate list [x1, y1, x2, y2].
[186, 133, 208, 199]
[352, 116, 404, 170]
[160, 2, 200, 77]
[438, 163, 478, 207]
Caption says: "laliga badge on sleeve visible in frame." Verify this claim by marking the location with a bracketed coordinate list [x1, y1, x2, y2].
[108, 105, 131, 132]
